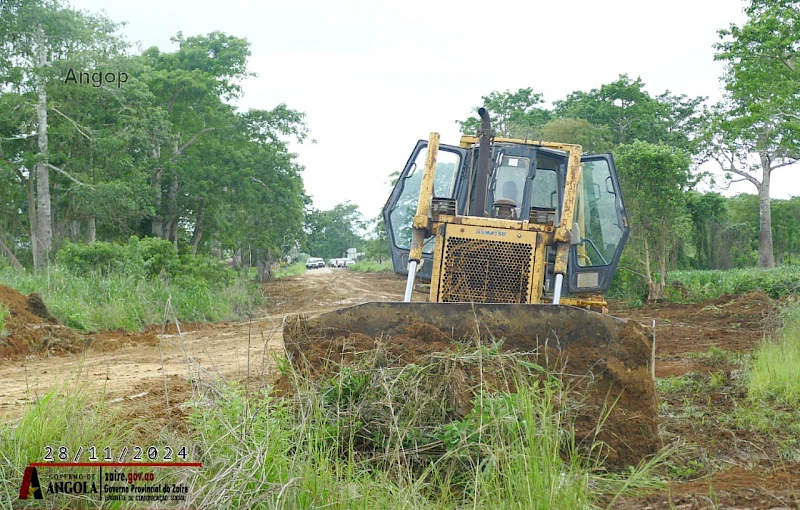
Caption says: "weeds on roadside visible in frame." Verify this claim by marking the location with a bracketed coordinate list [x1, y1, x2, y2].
[0, 373, 137, 509]
[273, 261, 307, 279]
[348, 260, 393, 273]
[749, 301, 800, 405]
[0, 303, 8, 337]
[182, 347, 668, 509]
[666, 266, 800, 302]
[0, 265, 262, 332]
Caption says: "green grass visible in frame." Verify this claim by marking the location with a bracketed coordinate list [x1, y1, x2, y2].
[0, 375, 137, 509]
[1, 351, 667, 509]
[273, 261, 307, 279]
[665, 266, 800, 301]
[348, 260, 393, 273]
[0, 265, 262, 332]
[0, 303, 8, 338]
[748, 301, 800, 405]
[181, 353, 666, 509]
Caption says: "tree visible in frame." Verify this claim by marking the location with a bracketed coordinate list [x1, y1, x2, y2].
[304, 202, 366, 260]
[707, 0, 800, 267]
[0, 0, 125, 269]
[539, 118, 613, 153]
[686, 191, 729, 269]
[457, 88, 550, 138]
[614, 141, 696, 301]
[554, 75, 705, 152]
[141, 31, 253, 242]
[363, 214, 390, 263]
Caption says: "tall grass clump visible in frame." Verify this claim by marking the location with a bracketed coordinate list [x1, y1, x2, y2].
[274, 261, 306, 279]
[0, 376, 136, 508]
[348, 260, 393, 273]
[665, 266, 800, 302]
[182, 348, 665, 509]
[0, 303, 8, 337]
[0, 237, 263, 332]
[748, 301, 800, 405]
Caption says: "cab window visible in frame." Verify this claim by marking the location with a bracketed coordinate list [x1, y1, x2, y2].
[390, 148, 461, 251]
[491, 156, 530, 216]
[530, 169, 558, 209]
[575, 160, 623, 267]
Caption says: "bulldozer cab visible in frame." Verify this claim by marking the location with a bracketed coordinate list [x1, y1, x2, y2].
[383, 138, 629, 300]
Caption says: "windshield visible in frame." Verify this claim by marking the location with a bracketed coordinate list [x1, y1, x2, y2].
[390, 147, 461, 252]
[491, 156, 530, 214]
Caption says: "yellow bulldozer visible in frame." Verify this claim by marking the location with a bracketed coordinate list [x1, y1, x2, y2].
[284, 108, 660, 467]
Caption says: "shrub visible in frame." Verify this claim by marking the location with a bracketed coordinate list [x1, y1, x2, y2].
[56, 241, 129, 276]
[56, 237, 236, 288]
[127, 236, 179, 278]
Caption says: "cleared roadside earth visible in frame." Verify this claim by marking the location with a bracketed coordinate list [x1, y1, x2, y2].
[0, 268, 404, 423]
[1, 269, 797, 507]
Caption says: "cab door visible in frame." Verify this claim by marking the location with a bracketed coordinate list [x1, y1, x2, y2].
[383, 140, 467, 281]
[567, 153, 629, 294]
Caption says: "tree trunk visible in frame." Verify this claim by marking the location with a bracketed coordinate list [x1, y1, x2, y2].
[69, 220, 80, 242]
[257, 252, 274, 283]
[33, 25, 52, 271]
[167, 171, 179, 244]
[26, 173, 38, 269]
[0, 237, 24, 273]
[190, 199, 205, 254]
[656, 227, 668, 300]
[643, 237, 664, 302]
[757, 153, 775, 268]
[151, 165, 163, 238]
[87, 217, 96, 243]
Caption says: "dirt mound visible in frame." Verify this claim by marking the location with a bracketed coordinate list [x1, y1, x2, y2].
[287, 322, 459, 373]
[614, 290, 779, 357]
[283, 303, 661, 469]
[0, 284, 84, 359]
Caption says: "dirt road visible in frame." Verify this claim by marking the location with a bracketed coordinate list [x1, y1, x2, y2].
[0, 268, 404, 422]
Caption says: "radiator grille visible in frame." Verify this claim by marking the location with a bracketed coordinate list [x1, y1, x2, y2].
[439, 237, 533, 303]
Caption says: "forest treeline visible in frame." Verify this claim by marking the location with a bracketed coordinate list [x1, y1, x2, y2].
[0, 0, 798, 297]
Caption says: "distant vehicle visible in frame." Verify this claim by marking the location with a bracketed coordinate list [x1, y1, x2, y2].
[344, 259, 355, 268]
[305, 257, 324, 269]
[329, 258, 348, 268]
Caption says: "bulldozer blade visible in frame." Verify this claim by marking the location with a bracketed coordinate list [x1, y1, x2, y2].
[282, 302, 661, 468]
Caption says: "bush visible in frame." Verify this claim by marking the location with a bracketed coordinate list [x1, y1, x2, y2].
[56, 237, 236, 287]
[0, 261, 257, 332]
[127, 236, 180, 277]
[0, 303, 7, 337]
[56, 241, 129, 276]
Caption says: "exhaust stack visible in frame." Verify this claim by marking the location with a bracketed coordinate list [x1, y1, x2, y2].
[471, 107, 493, 217]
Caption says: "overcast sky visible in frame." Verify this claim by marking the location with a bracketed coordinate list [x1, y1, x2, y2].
[68, 0, 798, 217]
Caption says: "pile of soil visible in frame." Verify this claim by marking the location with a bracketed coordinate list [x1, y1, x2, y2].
[614, 290, 779, 357]
[0, 284, 84, 358]
[283, 303, 661, 469]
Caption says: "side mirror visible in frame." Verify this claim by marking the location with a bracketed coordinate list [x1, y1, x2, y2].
[570, 222, 581, 246]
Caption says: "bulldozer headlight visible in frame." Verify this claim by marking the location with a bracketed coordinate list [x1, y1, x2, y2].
[577, 272, 600, 288]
